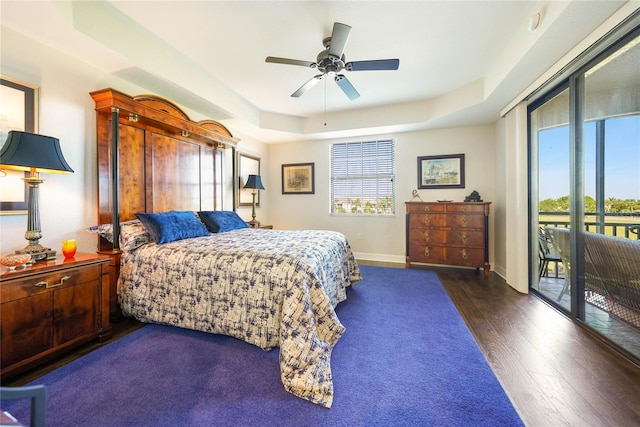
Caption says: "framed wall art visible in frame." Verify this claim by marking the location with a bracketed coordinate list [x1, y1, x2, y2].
[237, 153, 261, 207]
[0, 76, 39, 214]
[282, 163, 314, 194]
[417, 154, 465, 189]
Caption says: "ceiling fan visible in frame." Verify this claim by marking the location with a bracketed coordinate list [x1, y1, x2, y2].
[265, 22, 400, 100]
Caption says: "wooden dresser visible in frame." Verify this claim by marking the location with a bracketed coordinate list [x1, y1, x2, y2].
[405, 202, 491, 278]
[0, 253, 111, 378]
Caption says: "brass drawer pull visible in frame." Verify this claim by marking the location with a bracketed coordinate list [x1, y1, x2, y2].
[423, 249, 430, 257]
[423, 233, 430, 242]
[462, 218, 467, 225]
[461, 250, 468, 260]
[35, 276, 71, 289]
[424, 206, 430, 212]
[424, 218, 430, 225]
[461, 233, 468, 244]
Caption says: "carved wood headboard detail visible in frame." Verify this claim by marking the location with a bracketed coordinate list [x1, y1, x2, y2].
[132, 94, 191, 120]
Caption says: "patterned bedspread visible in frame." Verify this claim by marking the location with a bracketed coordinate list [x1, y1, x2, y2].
[118, 228, 361, 407]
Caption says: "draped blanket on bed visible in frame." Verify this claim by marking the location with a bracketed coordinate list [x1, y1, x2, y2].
[118, 228, 361, 407]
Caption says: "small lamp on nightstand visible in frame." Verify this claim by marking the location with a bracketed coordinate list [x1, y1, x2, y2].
[0, 131, 74, 260]
[244, 174, 265, 228]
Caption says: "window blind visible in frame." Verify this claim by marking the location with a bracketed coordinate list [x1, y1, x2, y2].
[330, 139, 395, 214]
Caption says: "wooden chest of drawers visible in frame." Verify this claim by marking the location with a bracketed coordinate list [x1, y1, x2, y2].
[0, 253, 111, 378]
[405, 202, 491, 278]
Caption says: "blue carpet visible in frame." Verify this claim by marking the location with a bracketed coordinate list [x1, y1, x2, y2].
[3, 266, 522, 426]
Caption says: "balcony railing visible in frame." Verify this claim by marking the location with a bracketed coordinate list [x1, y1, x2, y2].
[539, 211, 640, 240]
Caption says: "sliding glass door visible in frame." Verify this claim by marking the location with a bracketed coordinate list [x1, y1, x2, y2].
[529, 27, 640, 361]
[581, 34, 640, 358]
[530, 88, 572, 310]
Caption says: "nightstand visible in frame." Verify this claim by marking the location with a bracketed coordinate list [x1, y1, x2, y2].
[0, 253, 111, 379]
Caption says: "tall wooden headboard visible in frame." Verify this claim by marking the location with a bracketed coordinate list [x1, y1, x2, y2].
[91, 88, 239, 316]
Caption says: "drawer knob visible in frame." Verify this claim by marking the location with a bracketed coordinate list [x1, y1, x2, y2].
[462, 218, 468, 225]
[424, 206, 430, 212]
[423, 249, 430, 257]
[35, 276, 71, 289]
[461, 233, 468, 243]
[423, 233, 430, 242]
[463, 206, 468, 212]
[424, 218, 430, 225]
[461, 250, 468, 260]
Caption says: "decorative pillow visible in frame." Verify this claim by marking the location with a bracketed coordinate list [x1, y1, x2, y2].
[87, 220, 153, 251]
[198, 211, 249, 233]
[136, 211, 210, 244]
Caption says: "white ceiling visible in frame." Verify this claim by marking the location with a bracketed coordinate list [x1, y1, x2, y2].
[0, 1, 632, 143]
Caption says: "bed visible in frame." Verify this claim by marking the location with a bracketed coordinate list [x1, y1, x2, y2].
[90, 89, 361, 407]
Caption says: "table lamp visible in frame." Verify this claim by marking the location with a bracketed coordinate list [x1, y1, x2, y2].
[243, 174, 265, 227]
[0, 131, 74, 260]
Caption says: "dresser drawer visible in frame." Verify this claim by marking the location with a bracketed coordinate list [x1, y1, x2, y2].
[407, 203, 446, 214]
[410, 229, 447, 246]
[410, 214, 447, 228]
[445, 203, 487, 213]
[1, 265, 101, 302]
[445, 248, 485, 267]
[446, 214, 485, 229]
[446, 230, 485, 247]
[408, 245, 447, 264]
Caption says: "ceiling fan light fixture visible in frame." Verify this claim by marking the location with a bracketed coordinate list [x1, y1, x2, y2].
[266, 21, 399, 100]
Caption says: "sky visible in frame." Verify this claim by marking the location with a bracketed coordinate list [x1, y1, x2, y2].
[538, 115, 640, 201]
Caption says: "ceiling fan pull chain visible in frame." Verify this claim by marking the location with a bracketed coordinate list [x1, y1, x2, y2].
[324, 77, 327, 126]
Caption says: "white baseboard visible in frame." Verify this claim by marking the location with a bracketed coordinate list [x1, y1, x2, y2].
[354, 252, 406, 265]
[493, 263, 507, 280]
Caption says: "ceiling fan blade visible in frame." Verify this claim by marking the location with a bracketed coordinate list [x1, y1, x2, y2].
[266, 56, 316, 68]
[291, 75, 323, 97]
[346, 59, 400, 71]
[328, 22, 351, 59]
[334, 74, 360, 100]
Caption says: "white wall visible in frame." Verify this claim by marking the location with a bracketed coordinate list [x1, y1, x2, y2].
[267, 125, 496, 265]
[0, 27, 133, 255]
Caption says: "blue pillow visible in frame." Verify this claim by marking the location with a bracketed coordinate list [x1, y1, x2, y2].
[135, 211, 209, 244]
[198, 211, 249, 233]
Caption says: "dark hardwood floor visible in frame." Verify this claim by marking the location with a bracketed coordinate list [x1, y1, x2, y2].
[4, 263, 640, 426]
[433, 266, 640, 427]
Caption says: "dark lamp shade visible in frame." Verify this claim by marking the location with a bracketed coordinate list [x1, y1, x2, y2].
[244, 174, 265, 190]
[0, 130, 74, 174]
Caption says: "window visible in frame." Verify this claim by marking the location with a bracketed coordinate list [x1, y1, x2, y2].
[330, 139, 395, 215]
